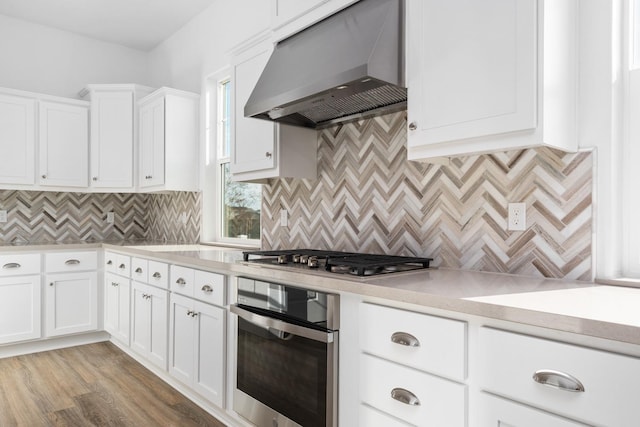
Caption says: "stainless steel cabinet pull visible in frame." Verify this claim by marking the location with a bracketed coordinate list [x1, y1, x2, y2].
[135, 267, 143, 273]
[391, 332, 420, 347]
[176, 278, 186, 285]
[49, 282, 54, 287]
[187, 310, 193, 316]
[390, 388, 421, 406]
[2, 262, 21, 269]
[145, 175, 152, 179]
[106, 260, 113, 265]
[265, 151, 272, 158]
[191, 311, 198, 318]
[408, 122, 417, 131]
[533, 370, 585, 392]
[42, 174, 47, 179]
[201, 285, 213, 293]
[65, 259, 80, 265]
[112, 282, 119, 287]
[118, 264, 126, 269]
[92, 177, 98, 181]
[152, 272, 161, 279]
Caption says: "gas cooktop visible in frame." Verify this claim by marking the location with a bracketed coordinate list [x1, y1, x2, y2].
[242, 249, 433, 277]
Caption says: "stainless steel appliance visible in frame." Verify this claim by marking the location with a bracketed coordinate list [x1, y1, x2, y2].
[232, 278, 339, 427]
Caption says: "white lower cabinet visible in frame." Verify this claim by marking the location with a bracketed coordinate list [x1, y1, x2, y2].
[0, 275, 41, 344]
[44, 271, 98, 337]
[131, 281, 168, 370]
[104, 272, 131, 345]
[169, 292, 225, 408]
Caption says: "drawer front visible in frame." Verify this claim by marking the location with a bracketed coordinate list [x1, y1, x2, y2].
[360, 303, 467, 381]
[45, 251, 97, 273]
[131, 257, 148, 283]
[193, 270, 225, 306]
[115, 254, 131, 277]
[360, 353, 466, 427]
[0, 253, 41, 276]
[170, 265, 194, 296]
[104, 251, 117, 273]
[147, 261, 169, 289]
[479, 327, 640, 426]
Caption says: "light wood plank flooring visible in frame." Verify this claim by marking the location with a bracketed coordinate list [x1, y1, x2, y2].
[0, 342, 227, 427]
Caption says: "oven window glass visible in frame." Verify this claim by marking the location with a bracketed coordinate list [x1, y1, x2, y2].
[237, 318, 328, 427]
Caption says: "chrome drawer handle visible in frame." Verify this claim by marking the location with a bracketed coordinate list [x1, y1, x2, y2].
[408, 121, 417, 131]
[390, 388, 420, 406]
[391, 332, 420, 347]
[152, 272, 162, 279]
[201, 285, 213, 293]
[112, 282, 119, 287]
[65, 259, 80, 265]
[135, 267, 143, 273]
[176, 278, 187, 285]
[2, 262, 21, 269]
[533, 370, 585, 393]
[106, 260, 113, 265]
[118, 264, 126, 269]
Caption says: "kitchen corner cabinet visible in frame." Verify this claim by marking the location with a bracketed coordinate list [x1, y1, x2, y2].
[406, 0, 578, 160]
[0, 90, 36, 185]
[38, 99, 89, 188]
[230, 39, 317, 183]
[0, 253, 41, 345]
[81, 84, 155, 190]
[138, 88, 199, 192]
[44, 251, 98, 337]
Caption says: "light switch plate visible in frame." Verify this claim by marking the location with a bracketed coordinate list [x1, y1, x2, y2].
[280, 209, 288, 227]
[106, 212, 115, 224]
[0, 210, 6, 223]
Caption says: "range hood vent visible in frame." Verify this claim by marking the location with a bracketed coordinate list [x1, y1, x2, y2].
[244, 0, 405, 130]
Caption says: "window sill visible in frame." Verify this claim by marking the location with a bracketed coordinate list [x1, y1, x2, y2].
[595, 277, 640, 289]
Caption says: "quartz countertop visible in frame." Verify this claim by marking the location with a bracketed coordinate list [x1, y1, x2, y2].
[6, 241, 639, 346]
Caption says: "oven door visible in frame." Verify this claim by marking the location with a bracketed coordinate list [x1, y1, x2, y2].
[231, 304, 338, 427]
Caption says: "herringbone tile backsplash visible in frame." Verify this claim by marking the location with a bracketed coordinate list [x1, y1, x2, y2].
[263, 111, 593, 280]
[0, 190, 200, 244]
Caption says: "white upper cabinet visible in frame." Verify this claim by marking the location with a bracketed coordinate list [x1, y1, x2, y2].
[82, 84, 154, 190]
[38, 99, 89, 188]
[0, 90, 35, 185]
[138, 88, 199, 192]
[407, 0, 578, 160]
[230, 38, 317, 182]
[272, 0, 360, 41]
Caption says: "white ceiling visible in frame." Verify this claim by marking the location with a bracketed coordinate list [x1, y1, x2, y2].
[0, 0, 216, 51]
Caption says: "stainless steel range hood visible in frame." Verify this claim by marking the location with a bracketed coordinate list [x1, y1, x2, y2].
[244, 0, 405, 130]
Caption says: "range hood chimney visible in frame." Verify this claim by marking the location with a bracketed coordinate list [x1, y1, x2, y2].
[244, 0, 405, 130]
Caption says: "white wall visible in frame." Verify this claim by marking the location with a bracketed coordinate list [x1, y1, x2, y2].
[0, 14, 149, 98]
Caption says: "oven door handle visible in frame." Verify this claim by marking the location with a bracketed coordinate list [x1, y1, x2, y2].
[231, 305, 335, 344]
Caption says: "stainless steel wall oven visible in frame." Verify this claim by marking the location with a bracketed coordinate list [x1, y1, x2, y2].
[231, 277, 339, 427]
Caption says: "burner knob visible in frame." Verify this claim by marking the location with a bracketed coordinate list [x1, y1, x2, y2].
[308, 256, 319, 268]
[300, 255, 309, 264]
[277, 254, 288, 264]
[292, 254, 301, 263]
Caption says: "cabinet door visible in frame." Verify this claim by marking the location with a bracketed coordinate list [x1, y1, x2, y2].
[272, 0, 327, 28]
[45, 272, 97, 337]
[231, 43, 276, 174]
[90, 91, 134, 188]
[132, 281, 168, 370]
[192, 300, 225, 408]
[406, 0, 536, 148]
[0, 93, 35, 185]
[131, 282, 151, 355]
[104, 273, 130, 345]
[0, 275, 41, 344]
[39, 101, 89, 187]
[169, 293, 195, 385]
[139, 97, 165, 188]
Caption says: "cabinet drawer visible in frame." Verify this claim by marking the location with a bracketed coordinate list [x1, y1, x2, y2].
[360, 353, 466, 427]
[359, 303, 466, 381]
[104, 251, 117, 273]
[0, 253, 40, 276]
[170, 265, 194, 296]
[147, 261, 169, 289]
[479, 327, 640, 426]
[45, 251, 97, 273]
[193, 270, 225, 306]
[115, 254, 131, 277]
[131, 257, 148, 282]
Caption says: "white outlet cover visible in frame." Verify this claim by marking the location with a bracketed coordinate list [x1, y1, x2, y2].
[106, 212, 115, 223]
[280, 209, 288, 227]
[508, 203, 526, 231]
[0, 210, 7, 223]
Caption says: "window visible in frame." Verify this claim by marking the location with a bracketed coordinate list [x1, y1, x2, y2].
[202, 69, 261, 244]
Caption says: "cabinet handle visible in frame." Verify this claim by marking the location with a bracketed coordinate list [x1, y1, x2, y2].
[152, 272, 162, 279]
[201, 285, 213, 293]
[65, 259, 80, 265]
[187, 310, 193, 316]
[2, 262, 21, 269]
[112, 282, 119, 287]
[265, 151, 272, 158]
[532, 370, 585, 393]
[119, 264, 126, 270]
[191, 311, 199, 318]
[408, 122, 417, 131]
[106, 260, 113, 266]
[145, 175, 152, 179]
[42, 174, 47, 179]
[176, 278, 187, 285]
[49, 282, 54, 287]
[135, 267, 143, 274]
[92, 177, 98, 181]
[390, 388, 420, 406]
[391, 332, 420, 347]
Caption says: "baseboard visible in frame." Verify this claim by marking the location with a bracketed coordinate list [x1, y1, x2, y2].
[0, 331, 110, 359]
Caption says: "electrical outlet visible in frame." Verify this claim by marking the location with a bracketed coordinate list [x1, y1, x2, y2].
[179, 212, 188, 225]
[0, 210, 7, 223]
[280, 209, 288, 227]
[106, 212, 115, 224]
[508, 203, 526, 231]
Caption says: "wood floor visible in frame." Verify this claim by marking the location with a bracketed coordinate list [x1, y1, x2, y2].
[0, 342, 227, 427]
